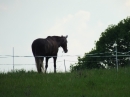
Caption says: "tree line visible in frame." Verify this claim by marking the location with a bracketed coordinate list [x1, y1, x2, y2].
[71, 16, 130, 71]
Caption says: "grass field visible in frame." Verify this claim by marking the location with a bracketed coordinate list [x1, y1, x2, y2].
[0, 68, 130, 97]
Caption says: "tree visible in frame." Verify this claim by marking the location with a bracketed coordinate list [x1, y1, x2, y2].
[71, 16, 130, 71]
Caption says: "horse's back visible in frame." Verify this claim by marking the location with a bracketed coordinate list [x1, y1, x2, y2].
[32, 38, 45, 47]
[32, 38, 58, 56]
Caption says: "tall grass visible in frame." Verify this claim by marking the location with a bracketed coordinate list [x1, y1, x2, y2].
[0, 68, 130, 97]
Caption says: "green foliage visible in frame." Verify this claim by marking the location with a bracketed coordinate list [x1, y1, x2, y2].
[0, 69, 130, 97]
[71, 16, 130, 71]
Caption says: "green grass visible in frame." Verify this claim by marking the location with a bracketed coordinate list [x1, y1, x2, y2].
[0, 68, 130, 97]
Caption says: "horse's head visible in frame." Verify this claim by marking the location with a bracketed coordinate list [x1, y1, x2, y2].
[60, 35, 68, 53]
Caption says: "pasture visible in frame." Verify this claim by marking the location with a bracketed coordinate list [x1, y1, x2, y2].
[0, 68, 130, 97]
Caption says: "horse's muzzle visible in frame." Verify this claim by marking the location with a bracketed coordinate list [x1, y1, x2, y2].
[64, 50, 68, 53]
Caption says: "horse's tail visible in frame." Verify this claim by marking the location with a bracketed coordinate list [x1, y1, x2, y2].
[32, 41, 42, 73]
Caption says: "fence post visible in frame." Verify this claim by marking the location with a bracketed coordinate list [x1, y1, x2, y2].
[114, 41, 118, 72]
[115, 44, 118, 72]
[64, 59, 66, 72]
[13, 47, 14, 72]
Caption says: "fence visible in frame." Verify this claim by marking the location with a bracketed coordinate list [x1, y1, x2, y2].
[0, 48, 79, 72]
[0, 48, 130, 73]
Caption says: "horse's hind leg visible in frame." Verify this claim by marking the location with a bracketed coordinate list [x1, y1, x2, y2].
[53, 57, 57, 73]
[45, 57, 49, 73]
[41, 57, 44, 73]
[35, 57, 40, 73]
[35, 57, 43, 73]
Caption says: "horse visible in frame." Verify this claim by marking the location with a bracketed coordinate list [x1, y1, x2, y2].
[31, 35, 68, 73]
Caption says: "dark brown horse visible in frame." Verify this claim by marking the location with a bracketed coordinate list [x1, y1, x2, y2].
[31, 35, 68, 73]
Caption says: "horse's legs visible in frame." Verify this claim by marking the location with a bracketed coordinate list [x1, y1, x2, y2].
[53, 57, 57, 73]
[35, 57, 43, 73]
[45, 57, 49, 73]
[35, 57, 41, 73]
[41, 57, 44, 73]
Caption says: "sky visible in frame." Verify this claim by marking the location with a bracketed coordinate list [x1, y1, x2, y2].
[0, 0, 130, 72]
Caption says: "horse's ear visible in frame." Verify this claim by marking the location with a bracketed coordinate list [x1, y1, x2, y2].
[66, 35, 68, 38]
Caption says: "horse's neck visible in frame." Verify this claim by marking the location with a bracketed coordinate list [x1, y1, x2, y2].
[55, 37, 63, 47]
[47, 37, 61, 47]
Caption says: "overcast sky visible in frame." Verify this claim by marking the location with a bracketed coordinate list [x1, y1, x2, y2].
[0, 0, 130, 72]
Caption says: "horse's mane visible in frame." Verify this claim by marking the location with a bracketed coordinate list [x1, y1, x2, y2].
[46, 36, 64, 41]
[47, 36, 61, 39]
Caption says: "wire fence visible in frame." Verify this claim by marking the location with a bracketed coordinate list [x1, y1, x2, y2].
[0, 50, 130, 73]
[0, 54, 79, 73]
[0, 53, 130, 59]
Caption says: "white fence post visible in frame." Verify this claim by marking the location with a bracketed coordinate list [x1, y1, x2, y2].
[13, 47, 14, 72]
[114, 41, 118, 72]
[64, 59, 66, 72]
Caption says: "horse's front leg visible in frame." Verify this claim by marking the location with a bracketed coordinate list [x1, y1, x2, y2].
[53, 56, 57, 73]
[45, 57, 49, 73]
